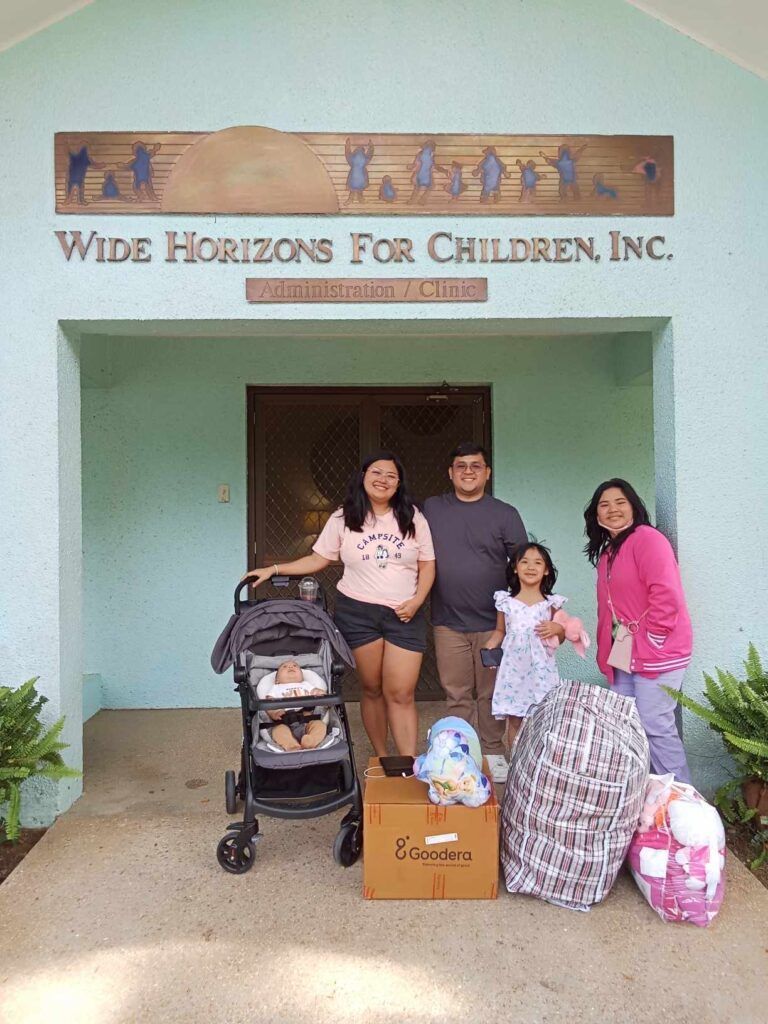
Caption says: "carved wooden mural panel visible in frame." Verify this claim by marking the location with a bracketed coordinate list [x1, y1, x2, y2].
[55, 128, 673, 216]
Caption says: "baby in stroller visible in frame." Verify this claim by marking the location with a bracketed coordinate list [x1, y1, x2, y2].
[256, 659, 329, 751]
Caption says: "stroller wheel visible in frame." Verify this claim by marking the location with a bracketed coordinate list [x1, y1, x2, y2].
[225, 770, 238, 814]
[333, 822, 362, 868]
[217, 832, 256, 874]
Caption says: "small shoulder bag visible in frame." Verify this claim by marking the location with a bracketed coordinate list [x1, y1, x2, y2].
[605, 568, 648, 673]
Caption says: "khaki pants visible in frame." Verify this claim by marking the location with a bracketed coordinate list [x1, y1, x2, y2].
[433, 626, 505, 755]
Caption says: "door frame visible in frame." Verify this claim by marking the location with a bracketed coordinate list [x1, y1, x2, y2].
[245, 384, 492, 571]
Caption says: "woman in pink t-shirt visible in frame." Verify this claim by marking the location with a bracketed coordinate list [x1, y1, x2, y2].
[243, 451, 435, 757]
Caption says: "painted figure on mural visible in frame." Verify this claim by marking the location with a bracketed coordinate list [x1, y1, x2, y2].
[443, 161, 467, 200]
[408, 140, 448, 203]
[592, 173, 618, 199]
[378, 175, 397, 202]
[472, 146, 510, 203]
[94, 170, 135, 202]
[63, 141, 105, 205]
[516, 158, 546, 202]
[101, 171, 120, 199]
[624, 155, 661, 205]
[345, 137, 375, 203]
[539, 143, 588, 200]
[118, 141, 161, 202]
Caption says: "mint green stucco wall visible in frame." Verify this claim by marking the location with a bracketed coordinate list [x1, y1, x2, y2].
[80, 331, 653, 711]
[1, 0, 766, 821]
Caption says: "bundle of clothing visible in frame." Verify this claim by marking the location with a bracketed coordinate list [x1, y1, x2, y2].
[501, 680, 649, 911]
[627, 774, 726, 927]
[413, 717, 492, 808]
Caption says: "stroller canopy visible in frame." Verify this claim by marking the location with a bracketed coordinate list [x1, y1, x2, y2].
[211, 599, 355, 674]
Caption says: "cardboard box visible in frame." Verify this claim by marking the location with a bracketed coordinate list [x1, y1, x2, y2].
[363, 757, 500, 899]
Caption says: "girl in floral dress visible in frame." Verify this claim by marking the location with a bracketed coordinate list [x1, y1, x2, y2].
[488, 543, 581, 748]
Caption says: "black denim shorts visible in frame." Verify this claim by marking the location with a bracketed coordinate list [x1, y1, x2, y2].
[334, 590, 427, 653]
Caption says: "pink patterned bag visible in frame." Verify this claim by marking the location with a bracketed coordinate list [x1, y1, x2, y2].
[627, 775, 726, 927]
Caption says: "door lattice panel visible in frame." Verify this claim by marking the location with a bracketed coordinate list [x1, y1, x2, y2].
[380, 398, 481, 697]
[259, 401, 359, 695]
[262, 403, 359, 561]
[251, 388, 489, 700]
[379, 400, 479, 504]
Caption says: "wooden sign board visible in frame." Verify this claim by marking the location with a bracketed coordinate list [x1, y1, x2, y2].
[245, 278, 487, 303]
[55, 128, 673, 216]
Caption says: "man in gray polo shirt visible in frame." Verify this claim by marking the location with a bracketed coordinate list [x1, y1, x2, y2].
[423, 442, 527, 783]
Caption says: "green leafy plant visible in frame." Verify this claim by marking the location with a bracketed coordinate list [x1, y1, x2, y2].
[665, 643, 768, 781]
[0, 678, 81, 842]
[665, 644, 768, 871]
[713, 779, 768, 870]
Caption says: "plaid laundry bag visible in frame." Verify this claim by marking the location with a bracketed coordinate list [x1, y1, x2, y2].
[501, 680, 650, 911]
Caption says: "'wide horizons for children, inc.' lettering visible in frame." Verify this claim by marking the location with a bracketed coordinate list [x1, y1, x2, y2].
[54, 229, 671, 265]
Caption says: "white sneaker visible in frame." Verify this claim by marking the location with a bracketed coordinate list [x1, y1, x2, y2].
[485, 753, 509, 784]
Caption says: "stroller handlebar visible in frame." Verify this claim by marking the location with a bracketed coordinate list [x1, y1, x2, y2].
[235, 574, 325, 614]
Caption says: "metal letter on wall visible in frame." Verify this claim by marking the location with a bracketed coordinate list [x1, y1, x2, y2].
[55, 128, 673, 216]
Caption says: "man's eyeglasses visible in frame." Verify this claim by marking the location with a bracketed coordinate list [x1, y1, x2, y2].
[453, 462, 487, 473]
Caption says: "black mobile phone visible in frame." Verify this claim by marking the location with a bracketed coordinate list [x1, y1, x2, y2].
[380, 755, 415, 777]
[480, 647, 503, 668]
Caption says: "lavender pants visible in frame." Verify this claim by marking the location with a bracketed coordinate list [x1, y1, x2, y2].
[612, 668, 692, 784]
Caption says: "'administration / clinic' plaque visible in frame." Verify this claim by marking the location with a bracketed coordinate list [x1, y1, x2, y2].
[245, 278, 488, 303]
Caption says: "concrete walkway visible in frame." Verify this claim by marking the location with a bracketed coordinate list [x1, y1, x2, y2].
[1, 707, 767, 1024]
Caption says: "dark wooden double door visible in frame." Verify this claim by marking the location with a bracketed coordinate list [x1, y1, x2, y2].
[248, 386, 491, 697]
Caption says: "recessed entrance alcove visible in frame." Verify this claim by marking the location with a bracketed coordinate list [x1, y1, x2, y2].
[72, 317, 660, 714]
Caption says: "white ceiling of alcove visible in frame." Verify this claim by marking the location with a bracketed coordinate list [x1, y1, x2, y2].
[0, 0, 93, 53]
[625, 0, 767, 78]
[0, 0, 766, 79]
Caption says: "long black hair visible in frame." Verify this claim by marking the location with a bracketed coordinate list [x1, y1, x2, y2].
[506, 541, 558, 597]
[342, 450, 416, 538]
[583, 478, 652, 566]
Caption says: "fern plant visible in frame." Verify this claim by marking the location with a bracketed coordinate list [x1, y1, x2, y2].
[713, 778, 768, 870]
[0, 678, 81, 842]
[665, 643, 768, 782]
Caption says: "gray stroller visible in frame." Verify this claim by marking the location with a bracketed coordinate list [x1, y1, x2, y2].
[211, 576, 362, 874]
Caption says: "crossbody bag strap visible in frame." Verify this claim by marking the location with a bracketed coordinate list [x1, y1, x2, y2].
[606, 567, 649, 634]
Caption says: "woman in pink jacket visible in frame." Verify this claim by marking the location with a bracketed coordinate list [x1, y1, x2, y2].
[584, 478, 692, 782]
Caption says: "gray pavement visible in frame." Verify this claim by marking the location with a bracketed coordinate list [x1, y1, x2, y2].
[1, 706, 767, 1024]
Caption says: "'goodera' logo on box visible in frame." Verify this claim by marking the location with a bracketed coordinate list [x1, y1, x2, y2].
[395, 836, 473, 862]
